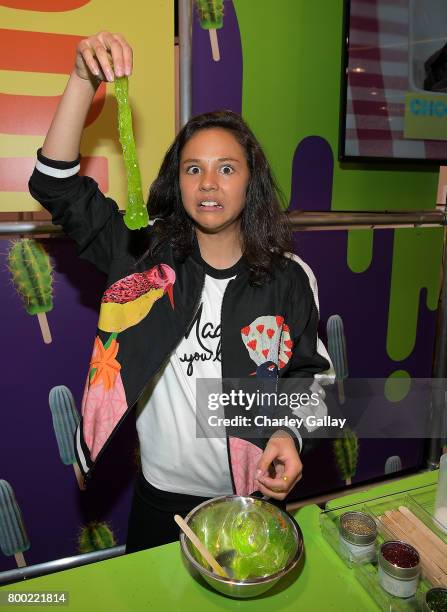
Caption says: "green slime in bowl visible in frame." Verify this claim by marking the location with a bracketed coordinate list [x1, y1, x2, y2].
[187, 499, 297, 580]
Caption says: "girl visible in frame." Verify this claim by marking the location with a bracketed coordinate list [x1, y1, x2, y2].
[29, 32, 332, 552]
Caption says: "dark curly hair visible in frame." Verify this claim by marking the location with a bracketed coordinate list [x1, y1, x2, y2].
[143, 109, 291, 286]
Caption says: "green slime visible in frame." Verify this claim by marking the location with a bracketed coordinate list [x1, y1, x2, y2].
[187, 500, 297, 580]
[114, 76, 149, 230]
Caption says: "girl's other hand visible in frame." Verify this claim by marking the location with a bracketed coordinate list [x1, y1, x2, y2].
[255, 430, 303, 500]
[75, 31, 133, 83]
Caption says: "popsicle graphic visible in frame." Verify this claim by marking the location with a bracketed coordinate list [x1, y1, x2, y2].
[114, 76, 149, 230]
[0, 480, 30, 567]
[77, 521, 116, 554]
[8, 239, 53, 344]
[333, 428, 358, 486]
[195, 0, 224, 62]
[326, 314, 348, 404]
[384, 455, 402, 475]
[49, 385, 85, 490]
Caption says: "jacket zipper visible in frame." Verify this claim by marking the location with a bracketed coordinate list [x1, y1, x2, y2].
[220, 278, 237, 495]
[83, 271, 207, 481]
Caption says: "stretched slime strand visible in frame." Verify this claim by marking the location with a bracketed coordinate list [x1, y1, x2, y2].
[114, 76, 149, 230]
[195, 0, 224, 62]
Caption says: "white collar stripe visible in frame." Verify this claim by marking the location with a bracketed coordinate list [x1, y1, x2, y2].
[36, 159, 80, 178]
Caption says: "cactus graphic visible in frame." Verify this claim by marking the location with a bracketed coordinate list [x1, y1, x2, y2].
[384, 455, 402, 475]
[49, 386, 85, 490]
[333, 428, 359, 486]
[0, 480, 30, 568]
[195, 0, 224, 61]
[77, 521, 117, 554]
[8, 239, 53, 343]
[326, 315, 348, 404]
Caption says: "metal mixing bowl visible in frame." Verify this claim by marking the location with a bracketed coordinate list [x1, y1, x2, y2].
[179, 495, 304, 599]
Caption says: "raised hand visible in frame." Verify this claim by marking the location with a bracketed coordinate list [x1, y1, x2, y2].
[75, 31, 133, 83]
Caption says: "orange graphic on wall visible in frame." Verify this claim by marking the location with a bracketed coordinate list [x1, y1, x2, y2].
[0, 0, 174, 212]
[0, 0, 90, 9]
[0, 25, 107, 194]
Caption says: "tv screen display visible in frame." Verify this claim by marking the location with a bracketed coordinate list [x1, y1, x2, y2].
[339, 0, 447, 164]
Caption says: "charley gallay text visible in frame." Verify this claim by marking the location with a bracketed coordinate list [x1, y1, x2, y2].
[208, 415, 347, 429]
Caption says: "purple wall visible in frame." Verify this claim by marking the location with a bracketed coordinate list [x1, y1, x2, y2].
[0, 239, 137, 571]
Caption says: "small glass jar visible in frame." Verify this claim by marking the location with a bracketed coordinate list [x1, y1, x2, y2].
[423, 587, 447, 611]
[378, 541, 420, 598]
[338, 511, 377, 563]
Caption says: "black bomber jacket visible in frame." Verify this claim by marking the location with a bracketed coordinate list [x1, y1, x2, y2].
[29, 149, 333, 495]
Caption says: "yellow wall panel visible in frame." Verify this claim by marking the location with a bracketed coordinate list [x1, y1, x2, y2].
[0, 0, 174, 211]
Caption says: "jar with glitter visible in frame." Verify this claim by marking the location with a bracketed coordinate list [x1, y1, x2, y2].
[338, 511, 377, 563]
[423, 587, 447, 611]
[378, 541, 420, 598]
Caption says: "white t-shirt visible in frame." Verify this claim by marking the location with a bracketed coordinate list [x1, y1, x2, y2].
[136, 268, 238, 496]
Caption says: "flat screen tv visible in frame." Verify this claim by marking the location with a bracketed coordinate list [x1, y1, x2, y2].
[339, 0, 447, 164]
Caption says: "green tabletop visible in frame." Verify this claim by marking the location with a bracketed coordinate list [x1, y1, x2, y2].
[0, 470, 437, 611]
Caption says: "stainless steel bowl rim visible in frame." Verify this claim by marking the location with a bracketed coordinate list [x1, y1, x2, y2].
[180, 494, 304, 586]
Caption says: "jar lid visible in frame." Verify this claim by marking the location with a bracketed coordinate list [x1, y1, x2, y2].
[339, 511, 377, 545]
[379, 541, 420, 580]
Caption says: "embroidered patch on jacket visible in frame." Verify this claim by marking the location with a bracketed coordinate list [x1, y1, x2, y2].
[89, 334, 121, 390]
[81, 263, 175, 463]
[81, 333, 127, 461]
[241, 315, 293, 376]
[98, 263, 176, 333]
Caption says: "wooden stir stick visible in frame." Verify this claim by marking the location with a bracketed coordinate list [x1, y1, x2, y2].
[379, 512, 446, 586]
[174, 514, 230, 578]
[378, 514, 444, 586]
[399, 506, 447, 556]
[389, 510, 447, 575]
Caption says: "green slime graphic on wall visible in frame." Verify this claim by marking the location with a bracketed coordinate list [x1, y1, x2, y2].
[347, 231, 374, 274]
[387, 229, 442, 361]
[384, 370, 411, 403]
[233, 0, 442, 371]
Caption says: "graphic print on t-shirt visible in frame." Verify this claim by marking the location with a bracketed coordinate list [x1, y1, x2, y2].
[176, 274, 234, 381]
[136, 273, 236, 495]
[178, 302, 221, 376]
